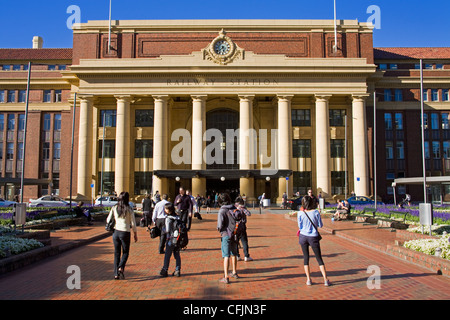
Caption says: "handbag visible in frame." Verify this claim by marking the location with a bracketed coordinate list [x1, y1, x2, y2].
[105, 213, 115, 232]
[149, 226, 161, 239]
[302, 211, 322, 240]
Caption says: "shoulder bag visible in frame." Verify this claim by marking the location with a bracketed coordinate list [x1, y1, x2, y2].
[105, 207, 116, 232]
[302, 210, 322, 240]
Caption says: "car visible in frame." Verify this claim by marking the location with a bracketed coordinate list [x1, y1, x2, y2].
[346, 196, 384, 206]
[28, 195, 76, 208]
[0, 198, 17, 207]
[287, 197, 303, 210]
[94, 196, 135, 209]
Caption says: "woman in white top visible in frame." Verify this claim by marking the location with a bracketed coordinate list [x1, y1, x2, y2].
[106, 191, 138, 280]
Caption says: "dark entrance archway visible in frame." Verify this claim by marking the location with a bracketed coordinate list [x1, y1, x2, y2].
[206, 178, 240, 200]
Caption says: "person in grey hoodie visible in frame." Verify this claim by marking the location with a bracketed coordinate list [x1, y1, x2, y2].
[217, 193, 238, 284]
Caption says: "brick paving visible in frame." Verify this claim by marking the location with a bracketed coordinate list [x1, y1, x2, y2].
[0, 208, 449, 301]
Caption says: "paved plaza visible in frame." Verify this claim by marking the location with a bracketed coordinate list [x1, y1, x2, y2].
[0, 208, 449, 303]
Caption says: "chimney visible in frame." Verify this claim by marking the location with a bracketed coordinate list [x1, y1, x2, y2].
[32, 36, 43, 49]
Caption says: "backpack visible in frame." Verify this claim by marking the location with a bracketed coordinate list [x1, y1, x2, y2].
[230, 209, 246, 242]
[170, 218, 189, 250]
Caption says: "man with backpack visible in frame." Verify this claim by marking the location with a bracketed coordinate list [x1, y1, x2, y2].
[160, 202, 188, 277]
[217, 193, 240, 284]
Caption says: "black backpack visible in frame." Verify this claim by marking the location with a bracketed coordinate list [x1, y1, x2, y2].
[230, 209, 246, 242]
[171, 219, 189, 250]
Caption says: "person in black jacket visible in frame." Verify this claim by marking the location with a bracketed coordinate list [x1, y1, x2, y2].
[141, 194, 152, 227]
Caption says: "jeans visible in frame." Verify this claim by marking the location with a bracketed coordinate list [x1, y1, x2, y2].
[298, 234, 324, 266]
[237, 231, 250, 258]
[162, 242, 181, 272]
[156, 218, 167, 253]
[113, 230, 131, 276]
[179, 210, 192, 231]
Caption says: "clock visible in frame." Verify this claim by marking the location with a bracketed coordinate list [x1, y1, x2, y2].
[214, 40, 231, 55]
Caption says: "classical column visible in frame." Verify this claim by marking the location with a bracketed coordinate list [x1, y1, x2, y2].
[191, 95, 207, 197]
[315, 94, 331, 198]
[77, 95, 94, 200]
[115, 95, 132, 195]
[277, 95, 294, 202]
[152, 95, 169, 195]
[352, 94, 370, 196]
[239, 95, 255, 201]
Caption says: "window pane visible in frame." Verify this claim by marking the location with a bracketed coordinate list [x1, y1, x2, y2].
[0, 90, 4, 103]
[431, 113, 439, 129]
[43, 90, 52, 103]
[329, 110, 346, 127]
[396, 141, 405, 159]
[55, 90, 62, 102]
[443, 89, 449, 102]
[386, 141, 393, 159]
[292, 139, 311, 158]
[384, 89, 392, 101]
[395, 89, 403, 101]
[7, 114, 15, 130]
[135, 139, 153, 158]
[292, 109, 311, 127]
[432, 89, 439, 101]
[100, 110, 116, 127]
[19, 90, 27, 103]
[424, 141, 430, 159]
[7, 90, 15, 103]
[134, 172, 153, 196]
[432, 141, 440, 159]
[53, 143, 61, 160]
[384, 113, 392, 130]
[442, 113, 449, 130]
[135, 110, 154, 127]
[443, 141, 450, 159]
[99, 140, 116, 158]
[330, 139, 345, 158]
[6, 143, 14, 160]
[42, 142, 50, 160]
[395, 113, 403, 130]
[43, 114, 51, 131]
[18, 114, 25, 131]
[54, 114, 61, 131]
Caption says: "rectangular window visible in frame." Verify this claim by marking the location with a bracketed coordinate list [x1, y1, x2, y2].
[424, 141, 430, 159]
[0, 114, 4, 131]
[432, 89, 439, 102]
[2, 65, 10, 71]
[425, 64, 433, 70]
[385, 113, 393, 130]
[54, 114, 61, 131]
[48, 65, 56, 71]
[55, 90, 62, 102]
[291, 109, 311, 127]
[389, 64, 398, 70]
[423, 113, 428, 129]
[135, 110, 154, 127]
[18, 114, 25, 131]
[293, 171, 312, 195]
[17, 143, 24, 160]
[432, 141, 440, 159]
[100, 110, 116, 127]
[423, 89, 428, 102]
[379, 64, 387, 70]
[6, 143, 14, 160]
[443, 141, 450, 159]
[329, 109, 346, 127]
[386, 172, 395, 180]
[394, 89, 403, 101]
[52, 173, 60, 195]
[442, 113, 449, 130]
[443, 89, 449, 102]
[99, 172, 115, 195]
[386, 141, 394, 159]
[7, 90, 15, 103]
[431, 113, 439, 130]
[396, 141, 405, 159]
[395, 113, 403, 130]
[99, 140, 116, 158]
[384, 89, 392, 101]
[134, 172, 153, 196]
[0, 142, 3, 160]
[13, 65, 21, 71]
[436, 64, 444, 70]
[135, 139, 153, 158]
[18, 90, 27, 103]
[0, 90, 4, 103]
[331, 171, 346, 195]
[43, 90, 52, 103]
[58, 65, 66, 70]
[43, 113, 51, 131]
[7, 114, 15, 131]
[53, 142, 61, 160]
[330, 139, 345, 158]
[42, 142, 50, 160]
[292, 139, 311, 158]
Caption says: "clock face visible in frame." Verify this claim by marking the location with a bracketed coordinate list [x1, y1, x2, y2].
[214, 40, 231, 55]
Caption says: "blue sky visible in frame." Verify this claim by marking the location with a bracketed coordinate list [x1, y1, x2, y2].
[0, 0, 449, 49]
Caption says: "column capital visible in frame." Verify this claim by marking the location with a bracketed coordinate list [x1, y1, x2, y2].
[152, 95, 170, 102]
[191, 95, 208, 102]
[277, 94, 294, 102]
[238, 94, 255, 102]
[77, 94, 95, 102]
[351, 94, 370, 102]
[314, 94, 332, 102]
[114, 95, 132, 103]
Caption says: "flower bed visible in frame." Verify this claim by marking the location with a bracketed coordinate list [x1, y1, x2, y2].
[0, 236, 44, 259]
[403, 234, 450, 260]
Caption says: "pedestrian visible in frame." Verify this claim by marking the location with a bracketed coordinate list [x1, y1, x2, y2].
[160, 202, 182, 277]
[217, 193, 239, 284]
[153, 191, 161, 204]
[174, 187, 193, 231]
[73, 201, 93, 225]
[141, 193, 152, 227]
[106, 191, 138, 280]
[235, 197, 253, 262]
[297, 195, 330, 286]
[205, 195, 212, 213]
[282, 192, 288, 209]
[307, 189, 319, 205]
[152, 194, 170, 254]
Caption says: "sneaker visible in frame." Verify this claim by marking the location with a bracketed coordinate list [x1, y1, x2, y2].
[172, 270, 181, 277]
[219, 277, 230, 284]
[230, 273, 239, 279]
[324, 280, 331, 287]
[237, 256, 242, 261]
[244, 257, 253, 262]
[160, 269, 168, 277]
[306, 280, 312, 286]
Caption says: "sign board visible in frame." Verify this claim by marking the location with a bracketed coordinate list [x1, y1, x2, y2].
[91, 183, 94, 188]
[286, 177, 289, 181]
[319, 198, 325, 210]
